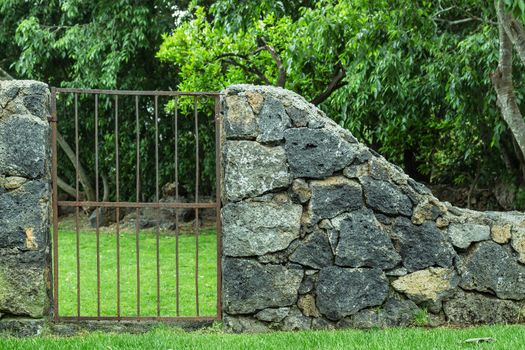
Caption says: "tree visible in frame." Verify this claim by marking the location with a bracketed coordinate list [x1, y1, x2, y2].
[0, 0, 216, 202]
[492, 0, 525, 181]
[159, 1, 516, 203]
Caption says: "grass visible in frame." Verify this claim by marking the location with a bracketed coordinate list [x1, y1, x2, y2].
[55, 215, 218, 318]
[2, 324, 525, 349]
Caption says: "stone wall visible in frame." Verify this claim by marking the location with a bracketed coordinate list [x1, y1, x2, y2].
[0, 80, 51, 329]
[221, 85, 525, 331]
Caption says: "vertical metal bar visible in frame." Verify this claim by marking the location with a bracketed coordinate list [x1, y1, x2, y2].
[95, 94, 101, 320]
[214, 96, 222, 320]
[194, 96, 199, 316]
[74, 93, 81, 320]
[115, 95, 121, 321]
[174, 97, 180, 317]
[155, 95, 161, 319]
[135, 95, 141, 320]
[50, 88, 60, 321]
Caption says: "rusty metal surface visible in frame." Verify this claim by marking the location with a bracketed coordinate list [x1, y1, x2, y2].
[50, 88, 59, 322]
[50, 88, 222, 322]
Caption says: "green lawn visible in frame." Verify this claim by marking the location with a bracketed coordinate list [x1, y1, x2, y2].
[55, 217, 218, 318]
[2, 324, 525, 349]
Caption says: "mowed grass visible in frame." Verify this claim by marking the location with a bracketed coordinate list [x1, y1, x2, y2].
[55, 215, 218, 318]
[2, 324, 525, 349]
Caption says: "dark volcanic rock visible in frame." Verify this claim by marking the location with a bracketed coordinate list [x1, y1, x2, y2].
[308, 177, 363, 222]
[284, 128, 356, 178]
[316, 266, 389, 320]
[0, 262, 48, 318]
[223, 258, 303, 314]
[444, 290, 520, 324]
[289, 230, 333, 269]
[349, 297, 420, 329]
[332, 209, 401, 269]
[458, 241, 525, 300]
[257, 95, 291, 143]
[362, 177, 412, 216]
[0, 114, 49, 178]
[392, 218, 456, 272]
[0, 180, 48, 250]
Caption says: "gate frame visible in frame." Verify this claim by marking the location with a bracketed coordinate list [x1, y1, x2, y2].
[49, 87, 222, 322]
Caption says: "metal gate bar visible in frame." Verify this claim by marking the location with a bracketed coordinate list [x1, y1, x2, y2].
[50, 87, 222, 322]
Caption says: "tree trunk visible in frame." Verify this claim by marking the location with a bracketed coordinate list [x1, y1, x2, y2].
[56, 131, 96, 202]
[492, 0, 525, 170]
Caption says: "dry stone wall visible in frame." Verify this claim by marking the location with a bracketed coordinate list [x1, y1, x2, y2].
[0, 80, 51, 330]
[221, 85, 525, 332]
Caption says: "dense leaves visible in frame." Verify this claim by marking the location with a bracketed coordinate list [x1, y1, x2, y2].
[0, 0, 216, 200]
[4, 0, 525, 207]
[158, 1, 525, 203]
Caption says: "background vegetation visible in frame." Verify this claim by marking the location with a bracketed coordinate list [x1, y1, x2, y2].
[4, 0, 525, 209]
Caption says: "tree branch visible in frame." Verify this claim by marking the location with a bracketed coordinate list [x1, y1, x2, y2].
[0, 67, 14, 80]
[56, 131, 96, 201]
[498, 2, 525, 64]
[310, 63, 347, 105]
[258, 39, 286, 87]
[219, 57, 271, 85]
[57, 176, 82, 199]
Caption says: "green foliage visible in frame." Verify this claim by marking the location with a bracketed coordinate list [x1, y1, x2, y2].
[158, 0, 519, 189]
[1, 0, 217, 200]
[505, 0, 525, 21]
[412, 308, 430, 327]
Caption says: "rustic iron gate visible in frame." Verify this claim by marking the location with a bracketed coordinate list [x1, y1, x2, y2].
[50, 88, 222, 322]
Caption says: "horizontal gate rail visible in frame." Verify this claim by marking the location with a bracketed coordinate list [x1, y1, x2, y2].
[54, 87, 221, 96]
[50, 87, 222, 323]
[57, 201, 217, 209]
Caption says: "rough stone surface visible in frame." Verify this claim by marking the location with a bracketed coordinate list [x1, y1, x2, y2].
[290, 178, 311, 204]
[348, 297, 420, 329]
[245, 91, 264, 114]
[0, 180, 49, 250]
[289, 230, 333, 269]
[391, 268, 458, 308]
[297, 294, 321, 317]
[316, 266, 389, 321]
[284, 128, 355, 178]
[281, 307, 312, 331]
[411, 198, 446, 225]
[362, 177, 412, 216]
[222, 258, 303, 314]
[0, 81, 51, 325]
[257, 95, 290, 143]
[220, 84, 525, 331]
[254, 308, 290, 322]
[392, 218, 456, 272]
[0, 114, 49, 179]
[444, 291, 520, 325]
[492, 224, 511, 244]
[223, 95, 258, 139]
[448, 224, 490, 249]
[223, 315, 269, 333]
[223, 141, 291, 201]
[222, 201, 302, 257]
[0, 264, 48, 317]
[458, 241, 525, 300]
[308, 177, 363, 222]
[511, 227, 525, 263]
[332, 210, 401, 269]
